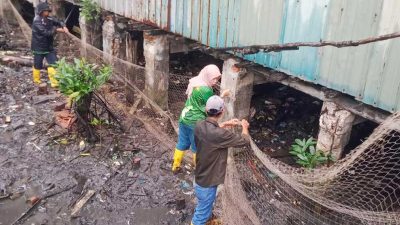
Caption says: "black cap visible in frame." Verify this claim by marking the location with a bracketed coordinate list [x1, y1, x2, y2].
[37, 2, 52, 15]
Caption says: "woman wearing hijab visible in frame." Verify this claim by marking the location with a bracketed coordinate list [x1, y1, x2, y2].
[172, 64, 229, 172]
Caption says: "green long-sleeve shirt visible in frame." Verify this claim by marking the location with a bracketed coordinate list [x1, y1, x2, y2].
[179, 86, 214, 126]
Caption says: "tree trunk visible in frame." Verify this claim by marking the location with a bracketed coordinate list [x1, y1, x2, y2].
[76, 93, 98, 143]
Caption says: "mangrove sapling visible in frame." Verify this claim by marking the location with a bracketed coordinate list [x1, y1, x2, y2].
[55, 57, 112, 142]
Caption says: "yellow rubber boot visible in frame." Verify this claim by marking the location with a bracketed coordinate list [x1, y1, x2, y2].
[172, 148, 185, 172]
[206, 219, 221, 225]
[32, 68, 41, 84]
[47, 67, 58, 88]
[193, 153, 196, 168]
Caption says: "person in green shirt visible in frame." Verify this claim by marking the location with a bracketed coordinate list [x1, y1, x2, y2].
[172, 64, 229, 172]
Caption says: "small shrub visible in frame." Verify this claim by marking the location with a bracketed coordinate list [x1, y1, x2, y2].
[289, 137, 334, 169]
[79, 0, 101, 22]
[55, 57, 111, 104]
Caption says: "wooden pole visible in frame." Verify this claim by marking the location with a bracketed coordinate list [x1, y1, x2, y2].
[215, 32, 400, 54]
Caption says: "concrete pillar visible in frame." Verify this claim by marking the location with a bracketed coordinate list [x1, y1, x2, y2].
[79, 15, 102, 57]
[221, 58, 254, 121]
[143, 31, 169, 110]
[316, 101, 355, 159]
[102, 17, 143, 105]
[102, 16, 119, 63]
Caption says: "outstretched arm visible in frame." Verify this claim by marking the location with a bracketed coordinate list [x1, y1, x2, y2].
[49, 17, 69, 33]
[217, 119, 251, 149]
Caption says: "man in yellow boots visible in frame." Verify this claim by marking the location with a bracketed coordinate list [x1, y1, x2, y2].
[31, 2, 69, 88]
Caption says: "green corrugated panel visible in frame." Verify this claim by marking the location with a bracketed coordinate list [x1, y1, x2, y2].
[238, 0, 284, 46]
[191, 0, 201, 40]
[319, 0, 382, 97]
[279, 0, 329, 82]
[363, 1, 400, 112]
[182, 0, 191, 38]
[89, 0, 400, 112]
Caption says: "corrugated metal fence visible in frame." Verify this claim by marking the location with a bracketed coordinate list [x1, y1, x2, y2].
[93, 0, 400, 113]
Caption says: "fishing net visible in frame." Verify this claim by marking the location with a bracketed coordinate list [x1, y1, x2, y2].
[64, 32, 400, 225]
[5, 1, 400, 223]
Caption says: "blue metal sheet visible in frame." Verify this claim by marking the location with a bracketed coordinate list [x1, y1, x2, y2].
[208, 0, 219, 47]
[278, 0, 329, 82]
[149, 0, 155, 22]
[161, 0, 168, 28]
[376, 40, 400, 112]
[182, 0, 191, 38]
[217, 0, 228, 47]
[175, 0, 183, 34]
[169, 0, 176, 32]
[232, 0, 240, 46]
[155, 0, 161, 26]
[200, 0, 210, 44]
[191, 0, 200, 40]
[225, 0, 236, 47]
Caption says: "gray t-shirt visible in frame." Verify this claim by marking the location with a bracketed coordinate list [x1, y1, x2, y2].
[194, 118, 249, 187]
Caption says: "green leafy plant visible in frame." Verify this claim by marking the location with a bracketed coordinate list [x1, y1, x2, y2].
[55, 57, 111, 105]
[79, 0, 101, 22]
[289, 137, 334, 169]
[90, 118, 108, 126]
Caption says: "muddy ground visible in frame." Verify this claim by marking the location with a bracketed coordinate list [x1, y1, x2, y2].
[0, 16, 195, 225]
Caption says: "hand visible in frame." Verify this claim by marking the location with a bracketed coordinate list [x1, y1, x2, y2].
[56, 27, 64, 33]
[241, 119, 250, 136]
[241, 119, 249, 130]
[219, 118, 240, 128]
[63, 27, 69, 33]
[220, 89, 231, 98]
[228, 118, 240, 125]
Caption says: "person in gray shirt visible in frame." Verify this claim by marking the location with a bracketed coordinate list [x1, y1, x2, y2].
[191, 95, 250, 225]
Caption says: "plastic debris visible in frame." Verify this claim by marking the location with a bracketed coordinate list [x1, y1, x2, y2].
[267, 172, 277, 179]
[79, 140, 85, 150]
[132, 157, 141, 170]
[59, 138, 68, 145]
[27, 196, 41, 205]
[38, 206, 47, 213]
[180, 180, 191, 190]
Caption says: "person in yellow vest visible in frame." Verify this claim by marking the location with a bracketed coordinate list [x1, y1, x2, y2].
[31, 2, 68, 87]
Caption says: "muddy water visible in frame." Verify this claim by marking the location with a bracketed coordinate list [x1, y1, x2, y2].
[0, 22, 195, 225]
[0, 64, 195, 224]
[0, 197, 30, 225]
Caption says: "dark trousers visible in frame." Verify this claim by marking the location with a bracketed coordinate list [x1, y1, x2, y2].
[33, 51, 57, 69]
